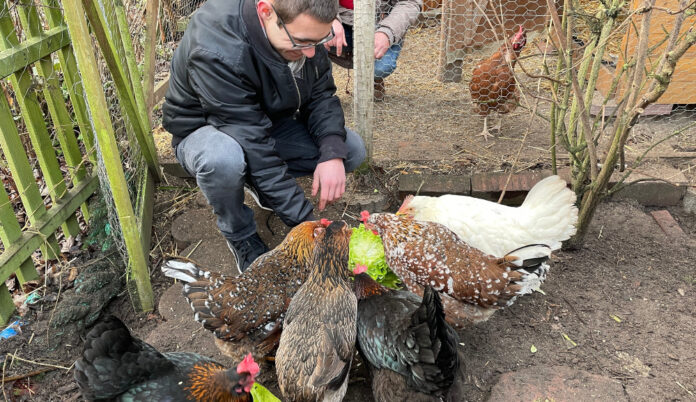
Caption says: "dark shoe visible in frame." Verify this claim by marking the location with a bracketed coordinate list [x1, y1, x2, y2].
[374, 78, 385, 102]
[244, 184, 272, 211]
[226, 233, 269, 273]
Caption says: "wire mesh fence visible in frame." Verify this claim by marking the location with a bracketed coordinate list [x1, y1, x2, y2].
[145, 0, 695, 181]
[330, 0, 696, 179]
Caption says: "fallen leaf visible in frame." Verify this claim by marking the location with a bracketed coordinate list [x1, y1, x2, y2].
[530, 345, 537, 353]
[610, 314, 622, 323]
[68, 267, 79, 282]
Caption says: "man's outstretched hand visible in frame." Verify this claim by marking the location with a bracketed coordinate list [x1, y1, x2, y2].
[312, 158, 346, 211]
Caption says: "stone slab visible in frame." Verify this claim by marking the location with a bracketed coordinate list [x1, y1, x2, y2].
[611, 181, 686, 206]
[170, 208, 219, 250]
[344, 191, 388, 213]
[145, 282, 237, 366]
[180, 235, 240, 277]
[488, 366, 627, 402]
[398, 173, 471, 199]
[650, 210, 686, 238]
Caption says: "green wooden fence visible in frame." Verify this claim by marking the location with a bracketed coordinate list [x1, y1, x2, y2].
[0, 0, 160, 325]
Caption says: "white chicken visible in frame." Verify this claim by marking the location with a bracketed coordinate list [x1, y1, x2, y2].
[398, 175, 578, 257]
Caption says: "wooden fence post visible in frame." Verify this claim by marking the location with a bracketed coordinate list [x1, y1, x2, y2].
[143, 0, 161, 113]
[62, 0, 154, 312]
[353, 0, 376, 162]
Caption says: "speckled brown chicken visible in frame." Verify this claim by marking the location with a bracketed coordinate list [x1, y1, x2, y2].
[161, 220, 330, 361]
[364, 211, 550, 328]
[275, 220, 357, 402]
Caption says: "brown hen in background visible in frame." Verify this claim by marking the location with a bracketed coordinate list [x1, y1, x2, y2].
[469, 25, 527, 140]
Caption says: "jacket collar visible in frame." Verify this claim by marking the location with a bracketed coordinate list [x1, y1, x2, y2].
[242, 0, 287, 63]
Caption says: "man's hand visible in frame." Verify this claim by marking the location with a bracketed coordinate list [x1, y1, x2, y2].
[374, 32, 390, 59]
[324, 19, 347, 56]
[312, 158, 346, 211]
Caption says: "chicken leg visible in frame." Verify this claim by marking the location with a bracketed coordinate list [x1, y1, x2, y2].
[478, 115, 494, 141]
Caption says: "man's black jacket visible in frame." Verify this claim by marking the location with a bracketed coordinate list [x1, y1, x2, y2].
[163, 0, 347, 226]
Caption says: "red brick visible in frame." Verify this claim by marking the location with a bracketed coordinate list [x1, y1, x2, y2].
[650, 210, 686, 238]
[471, 171, 553, 193]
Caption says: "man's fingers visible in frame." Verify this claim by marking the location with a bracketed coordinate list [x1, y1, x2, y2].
[312, 172, 319, 197]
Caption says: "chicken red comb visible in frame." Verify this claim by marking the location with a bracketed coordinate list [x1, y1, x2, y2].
[514, 25, 525, 39]
[320, 218, 332, 227]
[360, 210, 370, 223]
[237, 353, 260, 376]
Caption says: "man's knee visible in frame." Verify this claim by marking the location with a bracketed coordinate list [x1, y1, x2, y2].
[191, 137, 246, 183]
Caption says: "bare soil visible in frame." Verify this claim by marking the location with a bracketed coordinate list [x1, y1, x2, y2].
[2, 165, 695, 401]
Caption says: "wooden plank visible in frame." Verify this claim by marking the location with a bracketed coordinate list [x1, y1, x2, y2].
[598, 0, 696, 104]
[0, 173, 98, 281]
[0, 71, 60, 261]
[136, 170, 154, 255]
[41, 0, 97, 167]
[152, 74, 170, 105]
[16, 1, 90, 220]
[353, 0, 375, 162]
[143, 0, 161, 112]
[0, 283, 14, 326]
[0, 25, 70, 79]
[0, 5, 80, 240]
[82, 0, 162, 181]
[0, 179, 38, 284]
[63, 0, 154, 311]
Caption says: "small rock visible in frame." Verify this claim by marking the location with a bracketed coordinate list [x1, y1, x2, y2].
[677, 288, 685, 296]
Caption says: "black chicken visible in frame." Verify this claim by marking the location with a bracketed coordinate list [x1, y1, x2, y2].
[74, 315, 259, 401]
[353, 271, 460, 401]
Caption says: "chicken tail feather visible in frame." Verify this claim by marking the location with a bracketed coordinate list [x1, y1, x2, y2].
[74, 316, 173, 400]
[407, 286, 460, 394]
[161, 260, 204, 283]
[519, 175, 578, 250]
[502, 244, 552, 296]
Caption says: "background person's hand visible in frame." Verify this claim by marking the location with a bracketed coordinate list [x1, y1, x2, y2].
[312, 158, 346, 211]
[324, 19, 347, 56]
[374, 32, 390, 59]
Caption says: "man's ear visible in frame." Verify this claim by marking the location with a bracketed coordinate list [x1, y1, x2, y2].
[256, 0, 273, 20]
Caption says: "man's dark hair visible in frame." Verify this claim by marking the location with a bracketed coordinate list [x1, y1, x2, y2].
[273, 0, 338, 24]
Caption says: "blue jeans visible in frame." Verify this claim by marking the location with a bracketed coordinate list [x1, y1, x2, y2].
[175, 122, 366, 241]
[343, 24, 403, 78]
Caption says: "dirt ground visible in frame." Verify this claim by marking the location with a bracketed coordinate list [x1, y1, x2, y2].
[1, 165, 695, 401]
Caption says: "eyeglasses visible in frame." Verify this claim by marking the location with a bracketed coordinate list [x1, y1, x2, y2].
[269, 3, 334, 49]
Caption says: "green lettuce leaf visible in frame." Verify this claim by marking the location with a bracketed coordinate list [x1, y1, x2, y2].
[250, 382, 281, 402]
[348, 224, 401, 289]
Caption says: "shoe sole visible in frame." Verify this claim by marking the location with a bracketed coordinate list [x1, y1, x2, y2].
[226, 239, 243, 275]
[244, 185, 273, 211]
